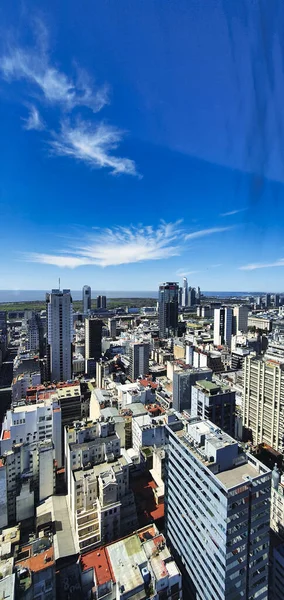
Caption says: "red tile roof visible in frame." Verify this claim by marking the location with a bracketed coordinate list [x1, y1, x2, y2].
[16, 546, 54, 573]
[80, 548, 115, 586]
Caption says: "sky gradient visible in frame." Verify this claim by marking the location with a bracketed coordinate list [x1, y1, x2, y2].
[1, 1, 284, 291]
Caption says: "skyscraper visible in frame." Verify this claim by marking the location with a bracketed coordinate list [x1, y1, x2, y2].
[46, 289, 73, 382]
[97, 295, 107, 309]
[85, 318, 103, 361]
[243, 353, 284, 452]
[165, 416, 271, 599]
[188, 286, 196, 307]
[214, 306, 233, 347]
[82, 285, 91, 313]
[158, 282, 179, 338]
[232, 305, 249, 334]
[182, 277, 188, 307]
[129, 342, 150, 380]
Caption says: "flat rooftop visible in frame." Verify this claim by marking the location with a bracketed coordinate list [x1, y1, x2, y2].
[216, 462, 262, 489]
[107, 535, 145, 593]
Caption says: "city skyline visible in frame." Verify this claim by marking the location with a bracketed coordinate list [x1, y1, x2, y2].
[1, 2, 284, 291]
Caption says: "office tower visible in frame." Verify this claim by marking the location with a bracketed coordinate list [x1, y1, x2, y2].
[214, 306, 233, 347]
[178, 286, 183, 307]
[263, 293, 271, 308]
[243, 354, 284, 452]
[191, 379, 235, 436]
[108, 318, 117, 338]
[46, 289, 73, 382]
[232, 305, 249, 334]
[158, 282, 179, 338]
[129, 342, 150, 380]
[274, 294, 280, 308]
[97, 295, 107, 309]
[188, 286, 196, 307]
[0, 311, 7, 333]
[165, 417, 271, 600]
[82, 285, 91, 313]
[196, 286, 201, 303]
[182, 277, 188, 307]
[85, 318, 103, 361]
[172, 367, 212, 412]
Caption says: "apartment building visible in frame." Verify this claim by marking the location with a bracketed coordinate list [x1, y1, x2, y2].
[165, 416, 271, 600]
[243, 354, 284, 451]
[191, 379, 235, 436]
[65, 418, 137, 554]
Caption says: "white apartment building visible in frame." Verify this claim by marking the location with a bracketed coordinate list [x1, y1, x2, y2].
[243, 354, 284, 452]
[132, 414, 166, 454]
[46, 289, 73, 381]
[165, 416, 271, 600]
[1, 439, 55, 525]
[1, 397, 62, 467]
[65, 419, 137, 553]
[12, 371, 41, 404]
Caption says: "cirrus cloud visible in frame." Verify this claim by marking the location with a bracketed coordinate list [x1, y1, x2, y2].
[239, 258, 284, 271]
[22, 222, 232, 269]
[50, 120, 139, 176]
[23, 105, 45, 131]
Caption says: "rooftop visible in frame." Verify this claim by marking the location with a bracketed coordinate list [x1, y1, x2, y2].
[80, 547, 115, 586]
[15, 544, 54, 574]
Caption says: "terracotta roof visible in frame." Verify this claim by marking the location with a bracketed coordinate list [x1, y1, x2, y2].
[2, 430, 11, 440]
[80, 547, 115, 586]
[16, 546, 54, 573]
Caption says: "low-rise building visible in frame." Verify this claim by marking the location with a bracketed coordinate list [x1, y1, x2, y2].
[79, 524, 182, 600]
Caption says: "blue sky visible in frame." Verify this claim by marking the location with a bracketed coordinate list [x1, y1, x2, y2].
[1, 0, 284, 291]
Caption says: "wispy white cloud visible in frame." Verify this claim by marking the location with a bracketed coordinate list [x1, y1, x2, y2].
[220, 208, 247, 217]
[23, 105, 45, 130]
[210, 263, 222, 268]
[50, 120, 139, 176]
[184, 227, 232, 240]
[23, 221, 183, 268]
[176, 269, 200, 277]
[0, 23, 108, 112]
[239, 259, 284, 271]
[0, 21, 139, 177]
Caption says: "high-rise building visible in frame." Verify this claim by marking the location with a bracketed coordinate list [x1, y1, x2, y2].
[243, 354, 284, 452]
[232, 305, 249, 334]
[46, 289, 73, 382]
[97, 295, 107, 310]
[172, 367, 212, 412]
[158, 282, 179, 338]
[264, 293, 271, 308]
[178, 286, 183, 307]
[196, 286, 201, 303]
[188, 286, 196, 307]
[82, 285, 91, 313]
[108, 318, 117, 338]
[182, 277, 188, 307]
[274, 294, 280, 308]
[191, 379, 235, 436]
[129, 342, 150, 380]
[214, 306, 233, 347]
[165, 416, 271, 600]
[85, 318, 103, 361]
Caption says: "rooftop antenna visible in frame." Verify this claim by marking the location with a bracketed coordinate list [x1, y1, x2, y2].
[59, 277, 60, 291]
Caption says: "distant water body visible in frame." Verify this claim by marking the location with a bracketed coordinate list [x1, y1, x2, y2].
[0, 290, 264, 303]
